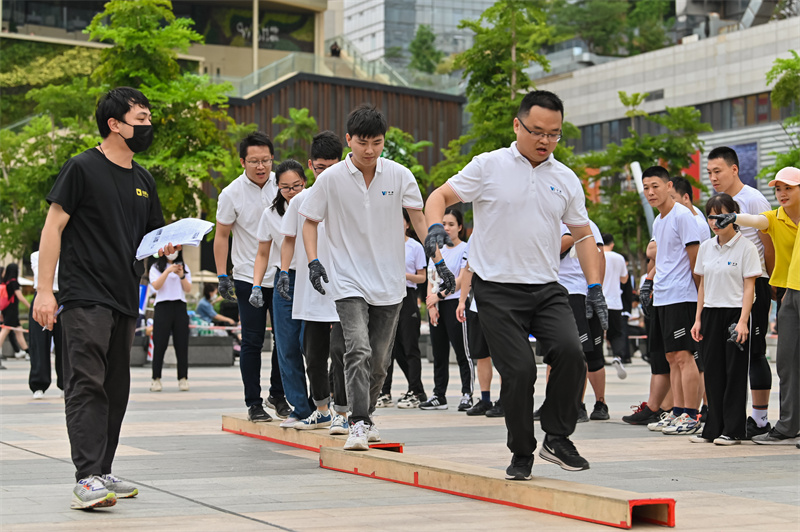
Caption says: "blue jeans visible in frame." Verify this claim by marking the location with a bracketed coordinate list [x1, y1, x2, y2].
[235, 280, 284, 407]
[335, 297, 401, 424]
[272, 270, 312, 420]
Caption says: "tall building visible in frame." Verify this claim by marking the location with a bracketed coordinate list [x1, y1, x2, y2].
[342, 0, 493, 62]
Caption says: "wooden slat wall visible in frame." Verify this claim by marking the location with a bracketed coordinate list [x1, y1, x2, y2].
[227, 75, 465, 170]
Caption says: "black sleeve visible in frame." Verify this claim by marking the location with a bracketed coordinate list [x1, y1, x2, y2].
[144, 172, 165, 233]
[46, 157, 85, 215]
[7, 280, 20, 296]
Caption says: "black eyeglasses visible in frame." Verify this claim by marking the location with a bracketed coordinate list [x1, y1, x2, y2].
[517, 117, 562, 142]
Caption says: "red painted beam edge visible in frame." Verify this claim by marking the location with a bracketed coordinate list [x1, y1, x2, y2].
[221, 426, 404, 453]
[319, 463, 675, 530]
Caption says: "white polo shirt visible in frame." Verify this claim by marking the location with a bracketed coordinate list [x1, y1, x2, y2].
[299, 155, 424, 306]
[446, 143, 589, 284]
[558, 220, 603, 295]
[216, 171, 278, 286]
[652, 202, 700, 306]
[256, 204, 296, 285]
[428, 240, 468, 301]
[695, 232, 761, 308]
[405, 238, 426, 289]
[602, 250, 628, 311]
[733, 184, 772, 277]
[148, 263, 191, 304]
[281, 189, 339, 322]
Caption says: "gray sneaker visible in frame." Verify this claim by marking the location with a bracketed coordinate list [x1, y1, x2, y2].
[101, 474, 138, 498]
[752, 428, 800, 445]
[71, 475, 117, 510]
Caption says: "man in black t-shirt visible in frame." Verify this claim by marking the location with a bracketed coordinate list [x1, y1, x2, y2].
[33, 87, 175, 511]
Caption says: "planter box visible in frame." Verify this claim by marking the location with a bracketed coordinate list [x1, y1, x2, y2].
[130, 335, 235, 367]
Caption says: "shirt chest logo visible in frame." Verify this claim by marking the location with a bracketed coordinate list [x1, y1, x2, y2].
[549, 185, 563, 196]
[727, 261, 738, 267]
[381, 190, 394, 196]
[136, 188, 149, 198]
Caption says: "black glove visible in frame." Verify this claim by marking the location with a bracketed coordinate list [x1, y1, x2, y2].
[277, 270, 291, 301]
[218, 275, 237, 301]
[639, 278, 653, 318]
[434, 259, 456, 295]
[308, 259, 329, 295]
[727, 322, 745, 351]
[709, 213, 737, 229]
[585, 284, 609, 330]
[249, 285, 264, 308]
[424, 223, 454, 260]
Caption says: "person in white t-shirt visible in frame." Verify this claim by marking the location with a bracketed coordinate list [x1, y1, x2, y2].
[300, 105, 430, 451]
[252, 160, 309, 428]
[214, 132, 290, 423]
[148, 250, 192, 392]
[420, 208, 473, 411]
[424, 91, 607, 477]
[276, 131, 350, 435]
[602, 234, 630, 377]
[690, 193, 761, 444]
[706, 146, 775, 438]
[380, 209, 428, 409]
[670, 176, 711, 243]
[641, 165, 703, 436]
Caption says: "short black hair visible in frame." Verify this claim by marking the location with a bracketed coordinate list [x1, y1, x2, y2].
[95, 87, 150, 138]
[518, 90, 564, 118]
[203, 282, 218, 301]
[708, 146, 739, 168]
[346, 104, 387, 139]
[239, 131, 274, 160]
[670, 176, 692, 199]
[602, 233, 614, 245]
[311, 131, 343, 161]
[642, 165, 670, 182]
[271, 159, 307, 216]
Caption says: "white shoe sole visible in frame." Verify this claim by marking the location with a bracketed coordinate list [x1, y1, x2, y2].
[612, 359, 627, 379]
[343, 438, 369, 450]
[419, 404, 447, 410]
[329, 426, 349, 435]
[294, 421, 332, 430]
[71, 493, 117, 510]
[538, 446, 590, 472]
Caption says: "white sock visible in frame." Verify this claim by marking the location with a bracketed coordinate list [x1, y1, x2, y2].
[751, 408, 769, 427]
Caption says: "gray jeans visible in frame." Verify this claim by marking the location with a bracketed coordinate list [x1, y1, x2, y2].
[335, 297, 401, 424]
[775, 288, 800, 437]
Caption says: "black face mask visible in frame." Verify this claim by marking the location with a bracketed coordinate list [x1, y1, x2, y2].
[119, 121, 153, 153]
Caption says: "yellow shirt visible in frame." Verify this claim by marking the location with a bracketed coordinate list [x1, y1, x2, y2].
[787, 222, 800, 291]
[761, 207, 799, 288]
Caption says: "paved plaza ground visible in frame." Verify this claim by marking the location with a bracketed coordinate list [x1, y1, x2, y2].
[1, 352, 798, 531]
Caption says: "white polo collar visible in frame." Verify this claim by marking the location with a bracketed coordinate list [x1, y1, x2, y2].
[510, 142, 554, 168]
[713, 231, 743, 249]
[344, 153, 383, 175]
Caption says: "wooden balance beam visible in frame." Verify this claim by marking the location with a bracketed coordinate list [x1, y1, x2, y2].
[319, 447, 675, 529]
[221, 414, 404, 453]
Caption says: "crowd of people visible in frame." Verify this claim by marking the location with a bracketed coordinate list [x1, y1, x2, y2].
[15, 84, 797, 512]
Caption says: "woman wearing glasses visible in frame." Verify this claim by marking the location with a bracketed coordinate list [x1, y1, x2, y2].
[251, 160, 311, 428]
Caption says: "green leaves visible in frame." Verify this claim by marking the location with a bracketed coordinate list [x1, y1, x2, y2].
[758, 49, 800, 180]
[408, 25, 444, 74]
[273, 107, 319, 176]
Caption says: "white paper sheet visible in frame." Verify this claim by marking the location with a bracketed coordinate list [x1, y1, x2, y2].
[136, 218, 214, 260]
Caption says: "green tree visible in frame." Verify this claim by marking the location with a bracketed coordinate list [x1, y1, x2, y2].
[550, 0, 629, 56]
[758, 49, 800, 179]
[273, 107, 319, 180]
[382, 127, 434, 195]
[626, 0, 673, 55]
[408, 24, 444, 74]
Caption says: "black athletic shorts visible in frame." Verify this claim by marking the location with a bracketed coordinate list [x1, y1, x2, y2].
[650, 302, 704, 372]
[749, 277, 771, 356]
[568, 294, 604, 371]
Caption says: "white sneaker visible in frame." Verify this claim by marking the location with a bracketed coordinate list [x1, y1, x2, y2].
[14, 351, 26, 359]
[178, 378, 189, 392]
[689, 434, 712, 443]
[648, 411, 677, 432]
[396, 392, 421, 409]
[150, 378, 162, 392]
[32, 390, 45, 400]
[368, 423, 381, 442]
[663, 413, 702, 435]
[376, 394, 393, 408]
[280, 416, 300, 428]
[612, 357, 627, 379]
[344, 421, 369, 450]
[329, 413, 349, 435]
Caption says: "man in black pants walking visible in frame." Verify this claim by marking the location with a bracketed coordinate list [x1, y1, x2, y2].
[34, 87, 173, 509]
[425, 90, 607, 478]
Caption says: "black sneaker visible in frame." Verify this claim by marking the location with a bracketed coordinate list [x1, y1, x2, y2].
[419, 396, 448, 410]
[247, 403, 272, 423]
[622, 402, 662, 425]
[266, 395, 292, 419]
[539, 435, 589, 471]
[745, 416, 771, 439]
[533, 406, 541, 421]
[577, 403, 589, 423]
[485, 400, 505, 418]
[505, 454, 533, 480]
[589, 401, 609, 420]
[466, 399, 492, 416]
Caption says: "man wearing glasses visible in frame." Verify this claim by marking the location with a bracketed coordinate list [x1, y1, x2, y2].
[214, 132, 291, 423]
[424, 90, 607, 479]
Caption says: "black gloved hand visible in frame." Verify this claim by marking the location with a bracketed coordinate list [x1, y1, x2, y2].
[586, 284, 609, 330]
[249, 285, 264, 308]
[709, 213, 737, 229]
[218, 274, 237, 301]
[277, 270, 291, 301]
[434, 259, 456, 296]
[727, 322, 745, 351]
[639, 278, 653, 318]
[424, 223, 454, 260]
[308, 259, 329, 295]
